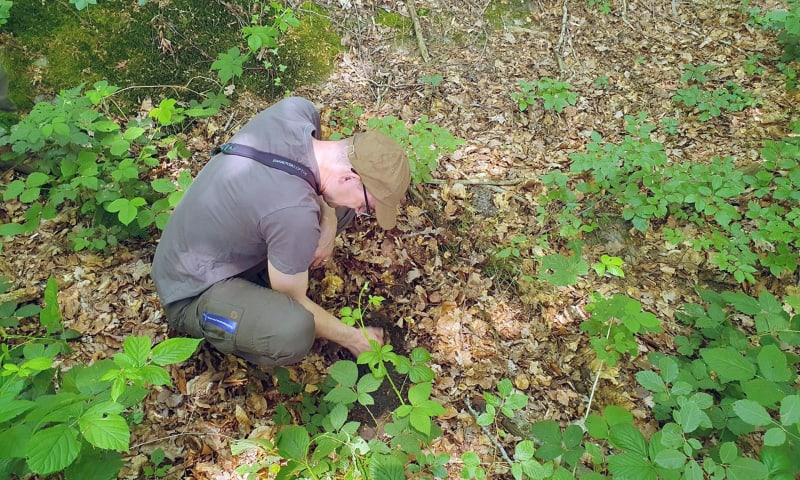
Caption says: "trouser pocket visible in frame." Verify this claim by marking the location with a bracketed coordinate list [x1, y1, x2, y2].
[197, 300, 243, 355]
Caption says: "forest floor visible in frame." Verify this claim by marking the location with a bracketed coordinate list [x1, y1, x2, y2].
[1, 0, 797, 478]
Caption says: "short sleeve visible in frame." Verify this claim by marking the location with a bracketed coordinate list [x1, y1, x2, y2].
[261, 206, 320, 274]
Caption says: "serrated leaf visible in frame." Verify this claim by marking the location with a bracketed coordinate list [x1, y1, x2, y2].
[733, 399, 773, 426]
[726, 457, 769, 480]
[123, 336, 151, 368]
[26, 424, 81, 475]
[328, 403, 348, 431]
[609, 423, 647, 457]
[324, 386, 358, 404]
[607, 452, 657, 480]
[757, 345, 792, 382]
[779, 394, 800, 426]
[636, 370, 667, 392]
[150, 178, 177, 193]
[78, 410, 130, 451]
[539, 253, 589, 286]
[328, 360, 358, 387]
[700, 347, 756, 383]
[654, 449, 686, 469]
[276, 426, 309, 459]
[368, 453, 405, 480]
[150, 337, 202, 365]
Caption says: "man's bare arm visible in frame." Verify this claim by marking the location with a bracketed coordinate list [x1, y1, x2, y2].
[267, 260, 382, 356]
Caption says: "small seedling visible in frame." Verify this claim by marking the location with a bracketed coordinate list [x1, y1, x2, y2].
[593, 254, 625, 278]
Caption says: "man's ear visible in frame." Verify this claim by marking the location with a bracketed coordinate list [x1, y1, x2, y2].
[340, 170, 359, 184]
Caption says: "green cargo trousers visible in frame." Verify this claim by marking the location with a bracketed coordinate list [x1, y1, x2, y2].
[163, 208, 355, 367]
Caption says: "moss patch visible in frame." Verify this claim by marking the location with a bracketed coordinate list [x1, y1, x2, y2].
[2, 0, 340, 111]
[483, 0, 534, 30]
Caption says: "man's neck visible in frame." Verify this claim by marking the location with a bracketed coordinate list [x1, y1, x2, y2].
[312, 138, 350, 193]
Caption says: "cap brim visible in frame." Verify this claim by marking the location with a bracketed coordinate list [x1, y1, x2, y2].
[375, 201, 398, 230]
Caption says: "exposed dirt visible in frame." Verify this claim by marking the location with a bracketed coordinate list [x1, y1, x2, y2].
[1, 0, 797, 478]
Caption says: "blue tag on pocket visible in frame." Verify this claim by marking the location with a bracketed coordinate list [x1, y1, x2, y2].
[202, 312, 238, 334]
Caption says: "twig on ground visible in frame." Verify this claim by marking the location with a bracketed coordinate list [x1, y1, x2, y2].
[554, 0, 569, 73]
[0, 286, 39, 305]
[426, 178, 524, 186]
[407, 0, 430, 63]
[579, 322, 613, 429]
[465, 395, 514, 466]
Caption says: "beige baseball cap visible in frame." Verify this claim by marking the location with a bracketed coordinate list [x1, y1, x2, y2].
[348, 131, 411, 230]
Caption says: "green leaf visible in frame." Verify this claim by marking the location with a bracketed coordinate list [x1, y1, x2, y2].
[26, 424, 81, 475]
[763, 427, 786, 446]
[26, 172, 51, 188]
[719, 442, 738, 463]
[408, 382, 434, 405]
[329, 360, 358, 388]
[0, 398, 36, 423]
[779, 394, 800, 426]
[604, 405, 634, 425]
[654, 449, 686, 469]
[757, 345, 792, 382]
[356, 372, 382, 393]
[150, 337, 202, 366]
[123, 336, 151, 368]
[733, 399, 773, 426]
[409, 409, 433, 436]
[3, 179, 25, 201]
[150, 178, 177, 193]
[607, 452, 657, 480]
[368, 453, 405, 480]
[40, 276, 63, 334]
[700, 347, 756, 383]
[609, 423, 647, 457]
[636, 370, 667, 393]
[137, 365, 172, 386]
[78, 407, 130, 451]
[539, 253, 589, 286]
[726, 457, 769, 480]
[276, 425, 309, 459]
[324, 386, 358, 404]
[674, 399, 712, 433]
[328, 403, 348, 431]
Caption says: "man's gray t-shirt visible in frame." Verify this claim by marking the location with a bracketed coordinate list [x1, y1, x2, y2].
[151, 97, 322, 306]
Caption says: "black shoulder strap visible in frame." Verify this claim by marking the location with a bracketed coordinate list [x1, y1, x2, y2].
[211, 142, 320, 195]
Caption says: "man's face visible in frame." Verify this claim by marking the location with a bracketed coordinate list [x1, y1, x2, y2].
[326, 172, 375, 215]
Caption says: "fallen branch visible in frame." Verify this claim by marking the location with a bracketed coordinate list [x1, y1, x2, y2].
[407, 0, 430, 62]
[0, 286, 40, 306]
[464, 395, 514, 466]
[425, 178, 524, 186]
[554, 0, 569, 73]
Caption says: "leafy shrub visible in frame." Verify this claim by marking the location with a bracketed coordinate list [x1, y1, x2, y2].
[233, 285, 445, 479]
[541, 114, 800, 284]
[211, 2, 299, 87]
[749, 0, 800, 61]
[0, 276, 202, 479]
[0, 81, 218, 251]
[511, 77, 578, 113]
[367, 115, 464, 184]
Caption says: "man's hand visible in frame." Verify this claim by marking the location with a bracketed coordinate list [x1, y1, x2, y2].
[268, 262, 386, 359]
[343, 326, 384, 358]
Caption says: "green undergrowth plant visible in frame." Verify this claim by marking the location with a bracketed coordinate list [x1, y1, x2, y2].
[747, 0, 800, 62]
[512, 78, 578, 113]
[538, 113, 800, 284]
[367, 115, 465, 183]
[632, 289, 800, 480]
[210, 2, 299, 88]
[0, 81, 221, 252]
[0, 276, 202, 479]
[673, 63, 758, 121]
[233, 283, 446, 479]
